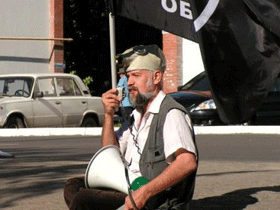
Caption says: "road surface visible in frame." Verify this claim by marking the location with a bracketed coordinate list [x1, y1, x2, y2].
[0, 134, 280, 209]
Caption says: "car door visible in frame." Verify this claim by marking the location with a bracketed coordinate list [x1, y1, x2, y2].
[32, 77, 63, 127]
[56, 77, 87, 126]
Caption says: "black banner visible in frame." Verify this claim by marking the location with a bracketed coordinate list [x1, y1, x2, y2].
[190, 0, 280, 124]
[113, 0, 280, 124]
[114, 0, 197, 42]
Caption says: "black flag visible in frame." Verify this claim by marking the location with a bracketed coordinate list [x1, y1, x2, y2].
[113, 0, 197, 42]
[189, 0, 280, 124]
[112, 0, 280, 124]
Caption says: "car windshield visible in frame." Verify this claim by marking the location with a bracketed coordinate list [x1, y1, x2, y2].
[0, 77, 34, 97]
[181, 72, 210, 91]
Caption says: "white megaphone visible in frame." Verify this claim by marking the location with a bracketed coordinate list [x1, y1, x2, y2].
[85, 145, 148, 195]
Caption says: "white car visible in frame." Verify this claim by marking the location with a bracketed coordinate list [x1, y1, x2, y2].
[0, 73, 104, 128]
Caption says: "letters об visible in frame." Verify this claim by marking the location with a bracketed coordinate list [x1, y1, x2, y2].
[161, 0, 193, 20]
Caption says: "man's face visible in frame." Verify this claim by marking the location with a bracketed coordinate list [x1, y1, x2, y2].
[127, 70, 156, 107]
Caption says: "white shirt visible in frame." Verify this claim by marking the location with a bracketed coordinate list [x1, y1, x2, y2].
[116, 91, 197, 177]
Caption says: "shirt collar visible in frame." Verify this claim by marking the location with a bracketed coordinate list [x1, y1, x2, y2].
[148, 90, 166, 114]
[131, 90, 166, 128]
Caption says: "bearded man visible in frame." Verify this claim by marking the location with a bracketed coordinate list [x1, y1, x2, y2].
[64, 45, 198, 210]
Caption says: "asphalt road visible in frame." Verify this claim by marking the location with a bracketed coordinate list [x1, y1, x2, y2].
[1, 134, 280, 209]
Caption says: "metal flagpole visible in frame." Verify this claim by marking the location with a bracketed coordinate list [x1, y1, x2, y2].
[109, 12, 117, 88]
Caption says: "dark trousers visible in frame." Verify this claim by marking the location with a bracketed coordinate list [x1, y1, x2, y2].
[64, 177, 126, 210]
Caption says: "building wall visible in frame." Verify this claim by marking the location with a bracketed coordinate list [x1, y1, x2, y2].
[0, 1, 200, 88]
[0, 0, 64, 74]
[162, 32, 182, 94]
[162, 32, 205, 93]
[50, 0, 65, 73]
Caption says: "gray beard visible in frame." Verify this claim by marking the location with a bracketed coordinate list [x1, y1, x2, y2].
[129, 72, 155, 111]
[129, 91, 155, 111]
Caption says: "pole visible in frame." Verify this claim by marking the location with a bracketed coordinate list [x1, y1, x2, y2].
[109, 12, 117, 88]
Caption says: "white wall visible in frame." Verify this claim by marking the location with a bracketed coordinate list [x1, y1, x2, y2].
[182, 38, 204, 84]
[0, 0, 50, 74]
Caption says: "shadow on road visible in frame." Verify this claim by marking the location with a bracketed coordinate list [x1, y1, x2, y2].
[0, 147, 91, 209]
[190, 185, 280, 209]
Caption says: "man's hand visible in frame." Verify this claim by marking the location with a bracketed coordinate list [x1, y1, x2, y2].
[123, 150, 197, 210]
[102, 88, 122, 116]
[124, 187, 150, 210]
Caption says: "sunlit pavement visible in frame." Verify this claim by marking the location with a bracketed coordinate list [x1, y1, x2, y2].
[1, 128, 280, 209]
[0, 125, 280, 137]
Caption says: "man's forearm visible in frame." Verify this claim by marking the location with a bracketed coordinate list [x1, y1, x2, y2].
[138, 152, 197, 203]
[101, 113, 119, 147]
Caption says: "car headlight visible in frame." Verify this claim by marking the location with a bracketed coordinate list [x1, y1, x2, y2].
[191, 99, 216, 111]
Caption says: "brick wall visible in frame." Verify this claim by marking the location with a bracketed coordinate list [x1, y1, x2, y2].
[50, 0, 64, 73]
[162, 33, 182, 93]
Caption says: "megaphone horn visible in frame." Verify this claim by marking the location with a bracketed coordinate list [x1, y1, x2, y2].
[85, 145, 140, 194]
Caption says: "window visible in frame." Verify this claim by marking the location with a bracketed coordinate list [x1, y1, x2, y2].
[36, 78, 56, 97]
[56, 78, 82, 96]
[188, 77, 210, 91]
[0, 77, 33, 97]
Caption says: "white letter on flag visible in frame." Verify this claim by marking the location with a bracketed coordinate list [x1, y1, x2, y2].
[180, 1, 193, 19]
[162, 0, 177, 13]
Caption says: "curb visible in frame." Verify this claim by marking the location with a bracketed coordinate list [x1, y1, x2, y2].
[194, 125, 280, 135]
[0, 126, 280, 137]
[0, 127, 103, 137]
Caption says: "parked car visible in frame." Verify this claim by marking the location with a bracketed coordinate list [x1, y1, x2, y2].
[168, 71, 280, 125]
[0, 73, 104, 128]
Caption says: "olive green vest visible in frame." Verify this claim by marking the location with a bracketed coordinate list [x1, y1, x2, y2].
[139, 96, 198, 210]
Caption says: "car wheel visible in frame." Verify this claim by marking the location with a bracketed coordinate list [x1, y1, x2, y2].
[81, 117, 98, 127]
[4, 116, 25, 128]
